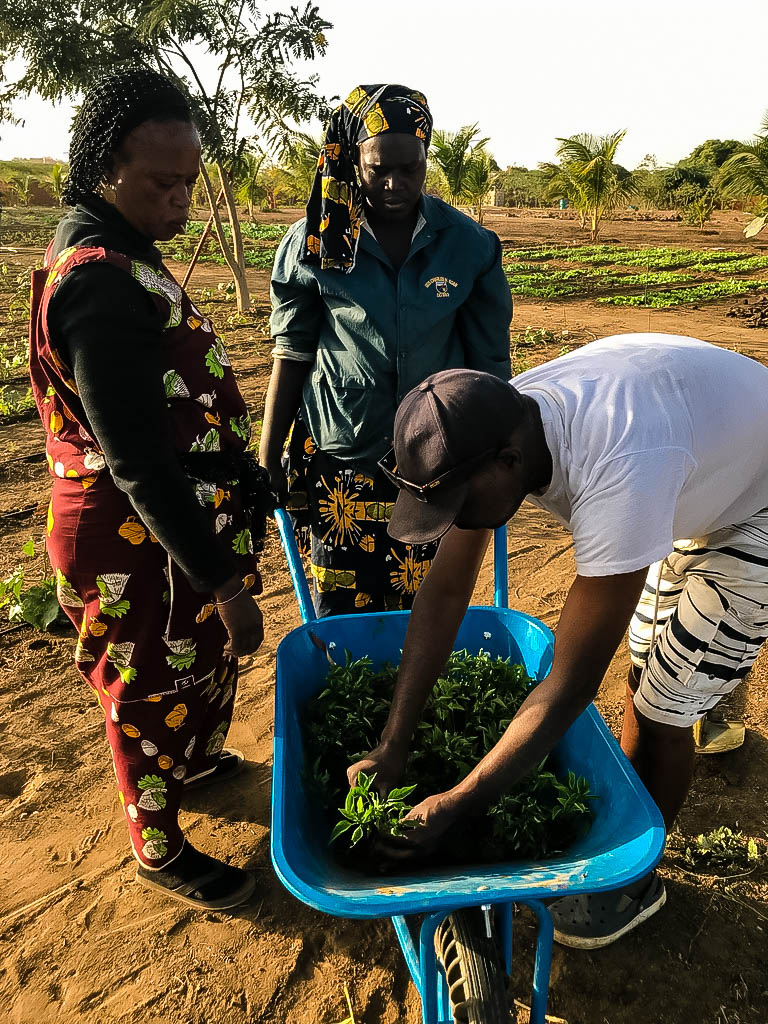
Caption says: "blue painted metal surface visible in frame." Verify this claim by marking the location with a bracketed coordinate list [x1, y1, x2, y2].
[274, 508, 314, 624]
[271, 512, 665, 1023]
[493, 525, 508, 608]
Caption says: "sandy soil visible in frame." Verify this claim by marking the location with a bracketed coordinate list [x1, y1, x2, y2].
[1, 209, 767, 1024]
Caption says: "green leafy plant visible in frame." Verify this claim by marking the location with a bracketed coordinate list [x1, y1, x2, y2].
[682, 827, 762, 873]
[304, 651, 595, 863]
[0, 384, 35, 420]
[598, 279, 768, 308]
[0, 539, 68, 631]
[331, 771, 420, 847]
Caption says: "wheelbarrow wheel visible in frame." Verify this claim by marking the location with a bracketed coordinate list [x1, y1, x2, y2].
[435, 909, 515, 1023]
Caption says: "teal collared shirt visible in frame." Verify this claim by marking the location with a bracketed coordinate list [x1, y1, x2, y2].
[270, 194, 512, 469]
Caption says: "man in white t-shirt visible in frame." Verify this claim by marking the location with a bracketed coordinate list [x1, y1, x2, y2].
[348, 334, 768, 948]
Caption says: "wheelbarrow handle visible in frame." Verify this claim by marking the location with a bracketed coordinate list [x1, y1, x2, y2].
[275, 508, 507, 620]
[493, 525, 508, 609]
[274, 507, 316, 624]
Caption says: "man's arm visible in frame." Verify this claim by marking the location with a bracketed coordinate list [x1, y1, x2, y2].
[428, 568, 648, 828]
[347, 526, 491, 791]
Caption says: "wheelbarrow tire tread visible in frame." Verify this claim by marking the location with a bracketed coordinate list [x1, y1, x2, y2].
[435, 909, 515, 1023]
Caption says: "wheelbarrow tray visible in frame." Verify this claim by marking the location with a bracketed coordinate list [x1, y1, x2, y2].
[271, 604, 665, 920]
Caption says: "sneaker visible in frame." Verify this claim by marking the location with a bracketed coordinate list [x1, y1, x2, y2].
[550, 872, 666, 949]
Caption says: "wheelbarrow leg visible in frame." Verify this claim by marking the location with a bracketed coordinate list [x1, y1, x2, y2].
[519, 899, 554, 1024]
[391, 912, 451, 1024]
[497, 900, 514, 974]
[419, 911, 449, 1023]
[391, 915, 420, 989]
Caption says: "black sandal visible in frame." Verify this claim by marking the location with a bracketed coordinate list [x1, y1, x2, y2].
[184, 749, 245, 791]
[136, 844, 255, 910]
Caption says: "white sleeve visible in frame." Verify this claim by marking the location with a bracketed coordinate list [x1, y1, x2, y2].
[570, 448, 695, 577]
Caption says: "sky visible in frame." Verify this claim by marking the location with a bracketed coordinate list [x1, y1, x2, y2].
[2, 0, 767, 170]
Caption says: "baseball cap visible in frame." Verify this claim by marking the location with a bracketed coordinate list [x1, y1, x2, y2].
[383, 369, 524, 545]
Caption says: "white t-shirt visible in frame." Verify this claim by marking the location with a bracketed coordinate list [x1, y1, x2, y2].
[511, 333, 768, 577]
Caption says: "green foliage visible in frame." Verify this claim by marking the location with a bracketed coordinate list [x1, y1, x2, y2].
[430, 125, 494, 217]
[682, 827, 762, 873]
[0, 541, 68, 631]
[719, 112, 768, 237]
[688, 139, 744, 170]
[0, 384, 36, 421]
[503, 263, 691, 299]
[493, 166, 548, 207]
[681, 189, 716, 229]
[8, 174, 36, 207]
[598, 279, 768, 308]
[331, 771, 420, 847]
[304, 651, 595, 862]
[0, 2, 332, 164]
[550, 131, 638, 239]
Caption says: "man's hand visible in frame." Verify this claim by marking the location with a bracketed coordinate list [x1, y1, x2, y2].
[347, 739, 409, 795]
[376, 791, 462, 864]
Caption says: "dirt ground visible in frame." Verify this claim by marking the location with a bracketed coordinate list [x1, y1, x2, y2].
[1, 209, 767, 1024]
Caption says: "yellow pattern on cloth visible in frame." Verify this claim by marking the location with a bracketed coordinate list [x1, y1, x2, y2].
[302, 83, 432, 273]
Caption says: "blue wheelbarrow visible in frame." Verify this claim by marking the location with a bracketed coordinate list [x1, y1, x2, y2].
[271, 510, 665, 1023]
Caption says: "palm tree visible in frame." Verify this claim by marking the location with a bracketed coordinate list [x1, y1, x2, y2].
[539, 160, 588, 227]
[9, 175, 35, 207]
[50, 164, 65, 203]
[234, 151, 268, 220]
[281, 131, 324, 203]
[553, 131, 638, 240]
[461, 150, 494, 225]
[430, 125, 490, 208]
[718, 113, 768, 237]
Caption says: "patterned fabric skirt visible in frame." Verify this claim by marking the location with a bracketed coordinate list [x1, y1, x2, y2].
[284, 418, 438, 617]
[46, 475, 249, 867]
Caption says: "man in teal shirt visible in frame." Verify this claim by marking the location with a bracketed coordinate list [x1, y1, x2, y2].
[259, 84, 511, 615]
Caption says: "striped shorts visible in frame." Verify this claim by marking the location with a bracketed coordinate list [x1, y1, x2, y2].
[629, 507, 768, 727]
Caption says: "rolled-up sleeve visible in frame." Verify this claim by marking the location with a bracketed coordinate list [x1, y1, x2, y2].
[457, 231, 512, 380]
[270, 221, 322, 363]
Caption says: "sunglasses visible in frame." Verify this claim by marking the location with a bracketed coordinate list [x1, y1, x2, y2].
[377, 446, 498, 502]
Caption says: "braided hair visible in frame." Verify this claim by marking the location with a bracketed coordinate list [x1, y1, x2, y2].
[62, 67, 193, 206]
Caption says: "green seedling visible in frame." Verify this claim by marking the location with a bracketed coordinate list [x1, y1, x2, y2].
[683, 826, 762, 873]
[305, 651, 595, 861]
[331, 771, 419, 847]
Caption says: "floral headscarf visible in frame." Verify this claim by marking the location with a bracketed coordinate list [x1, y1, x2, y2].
[302, 84, 432, 272]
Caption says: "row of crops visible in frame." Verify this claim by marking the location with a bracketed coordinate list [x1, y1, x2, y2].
[160, 227, 768, 311]
[503, 244, 768, 308]
[159, 220, 290, 269]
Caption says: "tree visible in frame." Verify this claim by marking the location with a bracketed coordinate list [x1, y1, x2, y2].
[681, 189, 716, 231]
[281, 130, 323, 203]
[8, 174, 35, 206]
[430, 125, 490, 209]
[688, 139, 743, 170]
[0, 0, 332, 309]
[461, 150, 494, 224]
[552, 131, 638, 240]
[718, 113, 768, 238]
[234, 150, 268, 219]
[50, 164, 64, 203]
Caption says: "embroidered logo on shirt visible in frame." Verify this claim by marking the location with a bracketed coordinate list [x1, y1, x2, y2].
[424, 275, 458, 298]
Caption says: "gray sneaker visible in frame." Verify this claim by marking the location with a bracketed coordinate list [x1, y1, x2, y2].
[550, 872, 666, 949]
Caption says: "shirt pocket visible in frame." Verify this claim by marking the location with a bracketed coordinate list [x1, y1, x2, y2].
[311, 369, 374, 450]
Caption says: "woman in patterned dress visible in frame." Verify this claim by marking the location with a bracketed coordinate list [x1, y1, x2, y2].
[28, 68, 267, 910]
